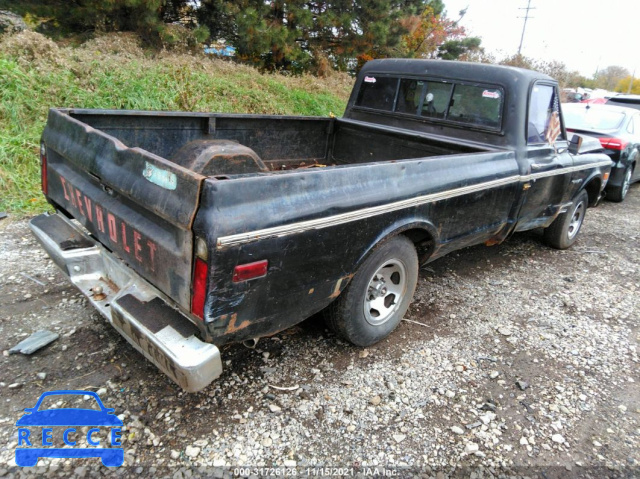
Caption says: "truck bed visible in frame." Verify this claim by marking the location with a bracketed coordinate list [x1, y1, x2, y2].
[68, 110, 492, 173]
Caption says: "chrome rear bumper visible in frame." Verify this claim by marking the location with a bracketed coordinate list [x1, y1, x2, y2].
[29, 213, 222, 392]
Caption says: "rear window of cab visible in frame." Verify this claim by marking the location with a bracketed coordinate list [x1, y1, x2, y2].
[355, 75, 504, 130]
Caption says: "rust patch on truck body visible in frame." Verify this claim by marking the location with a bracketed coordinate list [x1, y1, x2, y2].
[224, 313, 251, 335]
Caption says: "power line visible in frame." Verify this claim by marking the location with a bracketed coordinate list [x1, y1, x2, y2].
[518, 0, 535, 56]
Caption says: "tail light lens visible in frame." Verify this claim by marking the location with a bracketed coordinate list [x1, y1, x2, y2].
[191, 258, 208, 320]
[40, 141, 48, 195]
[598, 138, 629, 150]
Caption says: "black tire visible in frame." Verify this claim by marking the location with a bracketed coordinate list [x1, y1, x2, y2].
[543, 190, 589, 250]
[608, 166, 633, 202]
[325, 235, 419, 347]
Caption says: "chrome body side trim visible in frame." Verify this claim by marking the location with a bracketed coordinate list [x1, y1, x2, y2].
[217, 175, 520, 248]
[217, 160, 611, 249]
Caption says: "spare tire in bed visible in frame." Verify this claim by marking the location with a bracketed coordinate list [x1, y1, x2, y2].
[170, 140, 269, 176]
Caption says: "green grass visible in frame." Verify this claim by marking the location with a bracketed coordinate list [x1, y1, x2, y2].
[0, 32, 352, 215]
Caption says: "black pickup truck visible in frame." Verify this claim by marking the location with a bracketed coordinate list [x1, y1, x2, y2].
[30, 59, 612, 391]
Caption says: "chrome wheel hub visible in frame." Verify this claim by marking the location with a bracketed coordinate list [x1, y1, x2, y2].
[364, 259, 407, 326]
[369, 279, 388, 298]
[567, 201, 585, 240]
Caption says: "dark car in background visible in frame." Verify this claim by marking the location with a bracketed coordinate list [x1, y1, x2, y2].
[605, 94, 640, 111]
[563, 103, 640, 201]
[562, 89, 587, 103]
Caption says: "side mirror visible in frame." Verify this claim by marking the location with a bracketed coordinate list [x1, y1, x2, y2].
[568, 134, 583, 155]
[568, 133, 603, 155]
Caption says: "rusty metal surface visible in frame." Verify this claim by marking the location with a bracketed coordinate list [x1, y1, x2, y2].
[45, 109, 205, 229]
[42, 111, 199, 310]
[115, 295, 200, 338]
[194, 146, 522, 345]
[67, 110, 332, 163]
[29, 212, 222, 392]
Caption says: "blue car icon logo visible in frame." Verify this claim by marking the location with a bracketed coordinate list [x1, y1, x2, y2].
[16, 390, 123, 467]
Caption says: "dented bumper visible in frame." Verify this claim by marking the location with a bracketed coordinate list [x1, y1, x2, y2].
[29, 213, 223, 392]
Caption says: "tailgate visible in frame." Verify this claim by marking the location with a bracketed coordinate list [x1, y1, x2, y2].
[42, 109, 205, 311]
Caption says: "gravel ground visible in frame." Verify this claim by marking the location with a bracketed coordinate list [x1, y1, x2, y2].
[0, 185, 639, 478]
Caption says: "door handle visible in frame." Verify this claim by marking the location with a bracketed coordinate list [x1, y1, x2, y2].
[531, 159, 562, 170]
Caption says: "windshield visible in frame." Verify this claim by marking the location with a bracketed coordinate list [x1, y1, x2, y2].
[563, 106, 626, 132]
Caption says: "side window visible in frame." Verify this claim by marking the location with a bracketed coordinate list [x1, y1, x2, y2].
[395, 79, 425, 115]
[355, 76, 399, 111]
[528, 84, 565, 144]
[421, 81, 453, 119]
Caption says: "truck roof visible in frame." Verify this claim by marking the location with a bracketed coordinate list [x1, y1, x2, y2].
[359, 58, 555, 86]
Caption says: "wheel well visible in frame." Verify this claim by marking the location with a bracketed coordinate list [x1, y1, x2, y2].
[401, 228, 435, 263]
[584, 179, 601, 207]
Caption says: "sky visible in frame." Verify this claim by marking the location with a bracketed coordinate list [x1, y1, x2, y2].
[443, 0, 638, 78]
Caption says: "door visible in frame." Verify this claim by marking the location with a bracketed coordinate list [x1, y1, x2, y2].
[515, 83, 574, 231]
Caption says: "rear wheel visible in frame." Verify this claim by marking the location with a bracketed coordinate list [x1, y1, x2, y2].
[325, 236, 418, 347]
[544, 190, 589, 249]
[608, 166, 632, 202]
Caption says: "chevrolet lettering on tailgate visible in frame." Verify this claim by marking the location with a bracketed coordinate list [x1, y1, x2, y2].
[56, 172, 158, 272]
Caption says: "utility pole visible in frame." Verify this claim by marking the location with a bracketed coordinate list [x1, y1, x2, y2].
[518, 0, 535, 56]
[628, 70, 635, 94]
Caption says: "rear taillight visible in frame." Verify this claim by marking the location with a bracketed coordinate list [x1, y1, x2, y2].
[40, 141, 48, 195]
[191, 258, 208, 320]
[598, 137, 629, 150]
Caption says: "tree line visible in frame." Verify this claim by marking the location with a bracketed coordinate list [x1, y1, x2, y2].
[4, 0, 482, 73]
[4, 0, 634, 88]
[497, 55, 637, 94]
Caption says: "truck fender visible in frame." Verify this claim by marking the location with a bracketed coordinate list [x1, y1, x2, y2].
[327, 219, 438, 302]
[357, 218, 439, 270]
[580, 170, 604, 207]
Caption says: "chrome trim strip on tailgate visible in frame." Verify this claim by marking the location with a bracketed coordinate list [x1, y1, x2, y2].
[29, 213, 222, 392]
